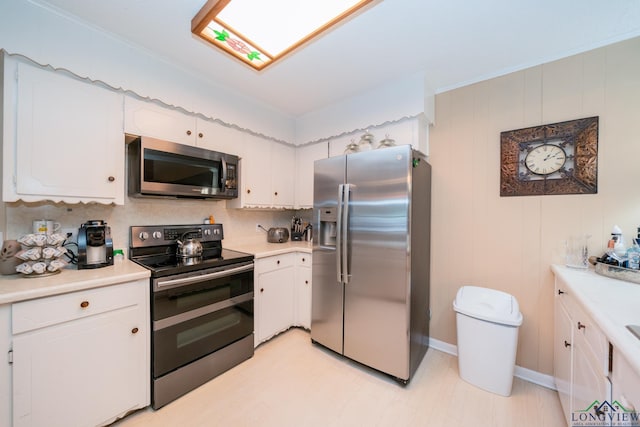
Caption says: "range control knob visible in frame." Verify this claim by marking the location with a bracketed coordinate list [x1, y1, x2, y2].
[152, 231, 162, 239]
[213, 228, 220, 235]
[203, 229, 212, 236]
[138, 232, 149, 241]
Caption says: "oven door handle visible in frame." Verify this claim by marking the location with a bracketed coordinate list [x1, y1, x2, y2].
[155, 263, 254, 289]
[154, 292, 254, 331]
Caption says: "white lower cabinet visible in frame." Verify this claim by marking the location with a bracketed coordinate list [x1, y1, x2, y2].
[11, 280, 149, 427]
[554, 299, 573, 420]
[572, 329, 611, 423]
[0, 305, 10, 427]
[611, 349, 640, 419]
[254, 253, 295, 345]
[554, 279, 611, 426]
[294, 253, 312, 329]
[254, 252, 312, 346]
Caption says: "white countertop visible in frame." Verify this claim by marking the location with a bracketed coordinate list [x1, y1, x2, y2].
[551, 264, 640, 376]
[0, 238, 311, 305]
[225, 237, 312, 258]
[0, 260, 150, 305]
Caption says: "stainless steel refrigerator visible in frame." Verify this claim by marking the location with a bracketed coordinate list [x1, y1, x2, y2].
[311, 144, 431, 383]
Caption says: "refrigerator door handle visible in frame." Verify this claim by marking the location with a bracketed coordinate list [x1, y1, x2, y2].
[336, 184, 345, 284]
[341, 184, 351, 284]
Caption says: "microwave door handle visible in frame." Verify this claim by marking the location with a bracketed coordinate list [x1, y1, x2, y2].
[220, 157, 228, 191]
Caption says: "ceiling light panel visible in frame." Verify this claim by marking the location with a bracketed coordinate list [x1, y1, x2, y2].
[192, 0, 375, 71]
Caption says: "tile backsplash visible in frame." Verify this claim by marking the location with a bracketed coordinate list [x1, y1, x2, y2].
[4, 197, 311, 255]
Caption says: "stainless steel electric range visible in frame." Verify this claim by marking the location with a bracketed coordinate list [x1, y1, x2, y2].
[129, 223, 254, 409]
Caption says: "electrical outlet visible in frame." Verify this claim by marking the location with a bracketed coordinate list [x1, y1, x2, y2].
[256, 224, 262, 233]
[62, 227, 78, 243]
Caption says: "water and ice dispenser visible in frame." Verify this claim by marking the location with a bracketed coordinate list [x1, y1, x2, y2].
[318, 207, 337, 247]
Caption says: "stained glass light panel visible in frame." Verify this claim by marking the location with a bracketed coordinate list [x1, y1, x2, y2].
[192, 0, 375, 70]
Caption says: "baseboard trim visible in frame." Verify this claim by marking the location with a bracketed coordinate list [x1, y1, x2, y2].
[428, 337, 557, 391]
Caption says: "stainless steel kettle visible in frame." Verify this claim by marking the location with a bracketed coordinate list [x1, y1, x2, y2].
[176, 231, 203, 258]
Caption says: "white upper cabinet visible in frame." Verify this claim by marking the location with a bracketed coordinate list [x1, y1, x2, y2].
[2, 59, 124, 204]
[194, 119, 244, 157]
[228, 134, 272, 207]
[294, 142, 328, 209]
[124, 97, 246, 154]
[228, 135, 295, 209]
[271, 142, 295, 208]
[124, 97, 197, 146]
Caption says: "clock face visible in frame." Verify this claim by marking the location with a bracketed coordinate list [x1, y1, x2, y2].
[524, 144, 567, 175]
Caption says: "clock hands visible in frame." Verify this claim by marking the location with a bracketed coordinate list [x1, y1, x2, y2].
[543, 151, 562, 162]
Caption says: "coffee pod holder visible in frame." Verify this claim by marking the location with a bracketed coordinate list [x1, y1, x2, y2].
[14, 233, 68, 277]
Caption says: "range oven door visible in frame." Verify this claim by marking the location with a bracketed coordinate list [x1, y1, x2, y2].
[151, 262, 254, 378]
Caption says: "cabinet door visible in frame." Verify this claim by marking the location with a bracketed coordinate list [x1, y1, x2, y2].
[611, 350, 640, 416]
[271, 143, 295, 207]
[572, 330, 611, 420]
[554, 298, 573, 425]
[124, 96, 196, 146]
[12, 296, 147, 427]
[256, 266, 295, 344]
[195, 119, 244, 156]
[295, 142, 328, 208]
[11, 63, 124, 204]
[0, 305, 10, 427]
[295, 266, 312, 329]
[229, 134, 272, 207]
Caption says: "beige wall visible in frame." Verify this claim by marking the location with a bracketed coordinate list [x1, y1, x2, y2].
[429, 37, 640, 375]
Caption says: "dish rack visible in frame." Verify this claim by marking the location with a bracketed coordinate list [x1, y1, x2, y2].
[594, 262, 640, 285]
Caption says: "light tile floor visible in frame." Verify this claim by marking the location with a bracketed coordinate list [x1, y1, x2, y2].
[113, 328, 566, 427]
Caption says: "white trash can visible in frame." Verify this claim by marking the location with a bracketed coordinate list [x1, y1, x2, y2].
[453, 286, 523, 396]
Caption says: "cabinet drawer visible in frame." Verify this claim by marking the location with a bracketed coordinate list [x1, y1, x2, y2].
[296, 253, 312, 267]
[255, 253, 296, 274]
[12, 280, 147, 334]
[612, 350, 640, 413]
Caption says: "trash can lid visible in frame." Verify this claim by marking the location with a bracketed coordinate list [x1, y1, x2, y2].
[453, 286, 523, 326]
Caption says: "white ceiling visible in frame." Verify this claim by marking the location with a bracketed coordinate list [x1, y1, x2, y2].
[34, 0, 640, 117]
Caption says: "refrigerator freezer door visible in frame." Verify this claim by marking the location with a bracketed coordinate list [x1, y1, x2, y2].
[311, 155, 346, 354]
[343, 146, 412, 380]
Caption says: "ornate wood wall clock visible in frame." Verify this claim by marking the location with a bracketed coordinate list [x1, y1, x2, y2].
[500, 116, 598, 196]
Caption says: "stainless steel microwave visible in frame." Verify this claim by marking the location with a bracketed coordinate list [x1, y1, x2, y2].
[127, 135, 238, 199]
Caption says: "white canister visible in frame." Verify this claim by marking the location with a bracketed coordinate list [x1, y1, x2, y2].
[32, 219, 61, 235]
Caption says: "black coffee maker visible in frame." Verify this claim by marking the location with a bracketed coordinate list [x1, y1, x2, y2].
[77, 220, 113, 269]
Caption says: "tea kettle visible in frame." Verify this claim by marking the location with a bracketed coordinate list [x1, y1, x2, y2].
[176, 231, 203, 258]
